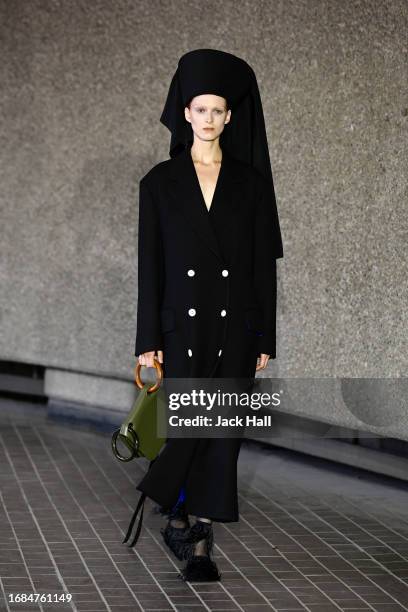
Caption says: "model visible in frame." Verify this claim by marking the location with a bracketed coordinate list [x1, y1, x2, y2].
[133, 49, 283, 582]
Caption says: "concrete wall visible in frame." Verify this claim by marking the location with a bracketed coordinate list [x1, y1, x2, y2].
[1, 1, 407, 435]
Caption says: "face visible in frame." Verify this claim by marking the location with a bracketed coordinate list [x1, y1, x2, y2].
[185, 94, 231, 142]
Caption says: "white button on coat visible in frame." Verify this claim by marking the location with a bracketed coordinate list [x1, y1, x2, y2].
[222, 269, 229, 277]
[220, 309, 227, 317]
[187, 269, 195, 276]
[218, 349, 222, 356]
[188, 349, 193, 357]
[188, 308, 196, 316]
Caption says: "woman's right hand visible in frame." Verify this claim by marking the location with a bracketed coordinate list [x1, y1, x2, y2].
[138, 350, 163, 368]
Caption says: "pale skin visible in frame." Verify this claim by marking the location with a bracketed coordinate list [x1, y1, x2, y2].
[138, 93, 269, 372]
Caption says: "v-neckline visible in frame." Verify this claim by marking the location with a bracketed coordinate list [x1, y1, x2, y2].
[189, 148, 224, 214]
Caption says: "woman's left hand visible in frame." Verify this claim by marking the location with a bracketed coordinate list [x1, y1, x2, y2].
[256, 353, 270, 371]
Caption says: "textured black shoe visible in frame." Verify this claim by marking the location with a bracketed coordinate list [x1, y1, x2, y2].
[178, 555, 221, 582]
[160, 500, 190, 560]
[176, 521, 221, 582]
[173, 519, 213, 561]
[161, 522, 190, 560]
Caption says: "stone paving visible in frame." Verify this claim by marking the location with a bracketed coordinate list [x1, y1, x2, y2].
[1, 398, 408, 612]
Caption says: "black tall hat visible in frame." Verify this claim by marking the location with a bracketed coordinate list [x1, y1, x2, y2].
[160, 48, 283, 258]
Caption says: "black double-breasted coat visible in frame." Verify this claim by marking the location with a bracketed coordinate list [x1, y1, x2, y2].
[134, 144, 282, 522]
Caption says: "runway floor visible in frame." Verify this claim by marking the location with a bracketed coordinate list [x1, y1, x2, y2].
[1, 397, 408, 612]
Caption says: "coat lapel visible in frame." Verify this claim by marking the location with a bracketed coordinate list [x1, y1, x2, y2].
[165, 146, 247, 264]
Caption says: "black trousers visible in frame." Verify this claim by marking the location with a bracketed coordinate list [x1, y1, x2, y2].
[135, 355, 258, 523]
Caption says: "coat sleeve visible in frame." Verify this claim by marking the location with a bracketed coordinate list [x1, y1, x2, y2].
[134, 177, 164, 356]
[253, 176, 283, 358]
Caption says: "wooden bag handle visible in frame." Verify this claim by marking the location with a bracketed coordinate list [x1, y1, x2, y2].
[135, 357, 163, 393]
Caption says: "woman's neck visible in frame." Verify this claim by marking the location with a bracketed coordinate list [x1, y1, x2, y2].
[190, 139, 222, 164]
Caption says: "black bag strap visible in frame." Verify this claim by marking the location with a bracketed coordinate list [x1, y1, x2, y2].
[122, 490, 147, 547]
[123, 458, 157, 548]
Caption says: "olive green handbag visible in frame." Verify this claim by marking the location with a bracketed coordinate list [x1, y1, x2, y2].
[111, 358, 167, 548]
[111, 358, 166, 462]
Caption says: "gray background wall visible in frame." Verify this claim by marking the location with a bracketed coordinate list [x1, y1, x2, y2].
[1, 1, 407, 437]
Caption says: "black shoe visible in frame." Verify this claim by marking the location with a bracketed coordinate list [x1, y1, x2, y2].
[178, 555, 221, 582]
[176, 519, 214, 561]
[160, 501, 190, 560]
[161, 522, 190, 560]
[177, 520, 221, 581]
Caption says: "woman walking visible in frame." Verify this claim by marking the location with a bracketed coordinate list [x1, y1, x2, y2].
[134, 49, 283, 581]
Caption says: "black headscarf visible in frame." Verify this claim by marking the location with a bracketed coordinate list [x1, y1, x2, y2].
[160, 48, 283, 259]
